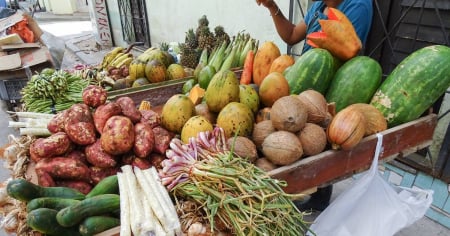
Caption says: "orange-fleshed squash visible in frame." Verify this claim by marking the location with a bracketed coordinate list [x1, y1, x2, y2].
[252, 41, 281, 85]
[347, 103, 387, 136]
[306, 8, 362, 61]
[327, 106, 366, 150]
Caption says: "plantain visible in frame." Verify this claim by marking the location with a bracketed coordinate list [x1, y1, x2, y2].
[110, 53, 132, 67]
[101, 47, 124, 69]
[129, 59, 146, 81]
[116, 57, 133, 68]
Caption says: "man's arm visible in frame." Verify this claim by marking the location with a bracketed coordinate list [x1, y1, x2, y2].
[257, 0, 308, 45]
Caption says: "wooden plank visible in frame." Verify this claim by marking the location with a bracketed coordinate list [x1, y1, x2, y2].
[268, 114, 437, 194]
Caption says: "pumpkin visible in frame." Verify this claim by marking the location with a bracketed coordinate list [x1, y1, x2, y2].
[327, 106, 366, 150]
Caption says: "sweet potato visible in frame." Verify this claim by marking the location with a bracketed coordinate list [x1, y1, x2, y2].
[85, 139, 117, 168]
[65, 150, 88, 164]
[133, 122, 155, 158]
[56, 180, 93, 194]
[140, 109, 161, 128]
[65, 121, 97, 145]
[65, 103, 93, 124]
[90, 166, 119, 185]
[152, 126, 175, 154]
[101, 115, 135, 155]
[35, 168, 56, 187]
[47, 110, 68, 133]
[93, 102, 122, 134]
[82, 85, 108, 108]
[149, 153, 166, 170]
[116, 96, 141, 123]
[29, 132, 72, 162]
[121, 152, 135, 165]
[131, 157, 152, 170]
[35, 157, 91, 182]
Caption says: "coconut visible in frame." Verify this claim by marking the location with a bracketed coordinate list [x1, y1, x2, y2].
[262, 131, 303, 166]
[255, 107, 271, 123]
[296, 90, 328, 124]
[255, 157, 278, 172]
[252, 120, 276, 151]
[227, 136, 258, 162]
[271, 96, 308, 132]
[297, 123, 327, 156]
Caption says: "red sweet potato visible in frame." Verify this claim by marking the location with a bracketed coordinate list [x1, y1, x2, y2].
[65, 150, 88, 164]
[116, 96, 141, 123]
[140, 110, 161, 128]
[93, 102, 122, 134]
[149, 153, 166, 170]
[101, 115, 135, 155]
[152, 126, 175, 154]
[47, 110, 68, 133]
[133, 122, 155, 158]
[66, 103, 93, 124]
[132, 157, 152, 170]
[85, 139, 117, 168]
[65, 121, 97, 145]
[35, 168, 56, 187]
[90, 166, 119, 185]
[82, 85, 107, 108]
[121, 152, 135, 166]
[35, 157, 91, 182]
[29, 132, 72, 162]
[56, 180, 93, 194]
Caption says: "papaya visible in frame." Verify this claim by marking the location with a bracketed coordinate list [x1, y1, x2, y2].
[181, 115, 213, 143]
[252, 41, 281, 85]
[269, 54, 295, 74]
[216, 102, 255, 138]
[204, 70, 240, 113]
[145, 59, 168, 83]
[160, 94, 196, 133]
[239, 84, 260, 113]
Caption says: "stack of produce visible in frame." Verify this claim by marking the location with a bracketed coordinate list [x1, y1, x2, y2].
[21, 69, 91, 114]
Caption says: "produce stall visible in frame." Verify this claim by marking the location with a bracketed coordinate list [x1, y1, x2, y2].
[0, 11, 449, 236]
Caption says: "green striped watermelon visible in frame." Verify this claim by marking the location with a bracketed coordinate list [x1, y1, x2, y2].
[370, 45, 450, 127]
[326, 56, 382, 112]
[283, 48, 335, 95]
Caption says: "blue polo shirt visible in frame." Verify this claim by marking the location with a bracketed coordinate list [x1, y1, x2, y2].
[302, 0, 373, 54]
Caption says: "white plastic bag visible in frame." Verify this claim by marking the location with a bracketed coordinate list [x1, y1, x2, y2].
[309, 133, 433, 236]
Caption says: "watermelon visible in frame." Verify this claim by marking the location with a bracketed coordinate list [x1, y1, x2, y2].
[326, 56, 382, 112]
[370, 45, 450, 127]
[283, 48, 335, 95]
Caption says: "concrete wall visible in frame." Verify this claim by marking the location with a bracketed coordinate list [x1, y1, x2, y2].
[104, 0, 309, 55]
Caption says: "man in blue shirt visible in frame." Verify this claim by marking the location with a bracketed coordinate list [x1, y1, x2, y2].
[255, 0, 373, 211]
[257, 0, 373, 54]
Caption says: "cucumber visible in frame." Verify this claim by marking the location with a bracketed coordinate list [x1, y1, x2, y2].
[7, 178, 85, 202]
[56, 194, 120, 227]
[27, 208, 81, 236]
[26, 197, 80, 212]
[79, 216, 120, 236]
[86, 175, 119, 198]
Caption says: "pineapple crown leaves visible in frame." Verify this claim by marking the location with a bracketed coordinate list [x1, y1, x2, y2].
[159, 42, 169, 51]
[198, 15, 209, 27]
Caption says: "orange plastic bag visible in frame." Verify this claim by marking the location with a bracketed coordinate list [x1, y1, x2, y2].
[7, 18, 35, 43]
[306, 8, 361, 61]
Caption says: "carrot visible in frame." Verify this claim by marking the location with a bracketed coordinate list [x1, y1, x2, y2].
[240, 50, 254, 85]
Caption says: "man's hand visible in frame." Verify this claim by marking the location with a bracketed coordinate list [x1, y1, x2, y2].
[256, 0, 275, 8]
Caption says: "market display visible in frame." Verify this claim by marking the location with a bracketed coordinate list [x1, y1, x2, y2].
[0, 15, 449, 235]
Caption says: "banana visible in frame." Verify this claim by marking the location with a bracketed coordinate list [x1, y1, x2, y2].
[110, 53, 130, 67]
[143, 47, 157, 54]
[116, 57, 133, 68]
[137, 52, 152, 63]
[129, 60, 146, 81]
[101, 47, 124, 69]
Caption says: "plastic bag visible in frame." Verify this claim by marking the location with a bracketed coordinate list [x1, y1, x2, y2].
[309, 133, 433, 236]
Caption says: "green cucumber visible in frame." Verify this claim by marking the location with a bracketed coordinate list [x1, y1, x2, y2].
[86, 175, 119, 198]
[56, 194, 120, 227]
[26, 197, 80, 212]
[27, 208, 81, 236]
[370, 45, 450, 127]
[7, 178, 85, 202]
[79, 216, 120, 236]
[283, 48, 335, 95]
[326, 56, 382, 112]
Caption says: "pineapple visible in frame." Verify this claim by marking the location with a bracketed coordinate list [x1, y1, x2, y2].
[179, 43, 198, 69]
[185, 28, 198, 49]
[197, 26, 215, 54]
[196, 15, 209, 36]
[214, 25, 230, 48]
